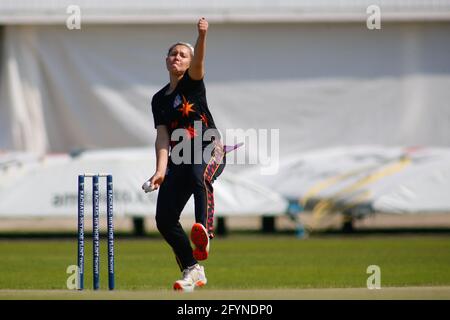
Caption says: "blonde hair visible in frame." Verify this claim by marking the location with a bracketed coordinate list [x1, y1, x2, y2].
[167, 42, 194, 57]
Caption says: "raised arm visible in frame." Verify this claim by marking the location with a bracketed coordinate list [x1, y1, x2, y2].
[188, 17, 208, 81]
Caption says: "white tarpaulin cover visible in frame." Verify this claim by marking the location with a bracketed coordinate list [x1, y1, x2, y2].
[0, 148, 288, 217]
[1, 24, 450, 216]
[243, 146, 450, 214]
[1, 24, 450, 156]
[372, 150, 450, 213]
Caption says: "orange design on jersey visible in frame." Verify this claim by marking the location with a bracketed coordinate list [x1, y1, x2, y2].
[200, 113, 209, 127]
[179, 95, 195, 117]
[185, 125, 198, 139]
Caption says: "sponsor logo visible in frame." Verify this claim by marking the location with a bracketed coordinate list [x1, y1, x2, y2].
[173, 94, 182, 108]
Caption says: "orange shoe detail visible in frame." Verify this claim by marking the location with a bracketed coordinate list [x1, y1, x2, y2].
[193, 248, 208, 261]
[191, 223, 210, 261]
[173, 282, 183, 291]
[195, 280, 206, 287]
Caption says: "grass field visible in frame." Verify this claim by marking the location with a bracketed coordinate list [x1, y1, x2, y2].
[0, 234, 449, 299]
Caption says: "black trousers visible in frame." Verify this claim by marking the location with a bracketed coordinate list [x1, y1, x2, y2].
[155, 142, 225, 270]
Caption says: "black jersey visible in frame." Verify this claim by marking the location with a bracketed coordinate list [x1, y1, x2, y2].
[151, 71, 218, 150]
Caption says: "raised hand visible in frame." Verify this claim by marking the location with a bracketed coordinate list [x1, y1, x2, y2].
[197, 17, 208, 37]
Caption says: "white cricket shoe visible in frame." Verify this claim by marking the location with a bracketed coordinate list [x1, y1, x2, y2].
[173, 264, 207, 292]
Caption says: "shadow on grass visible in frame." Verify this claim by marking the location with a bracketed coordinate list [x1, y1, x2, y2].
[0, 227, 449, 240]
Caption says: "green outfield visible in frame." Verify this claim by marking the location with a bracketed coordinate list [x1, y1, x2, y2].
[0, 234, 449, 299]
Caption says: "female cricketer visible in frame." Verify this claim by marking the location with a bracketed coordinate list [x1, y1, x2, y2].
[142, 17, 225, 291]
